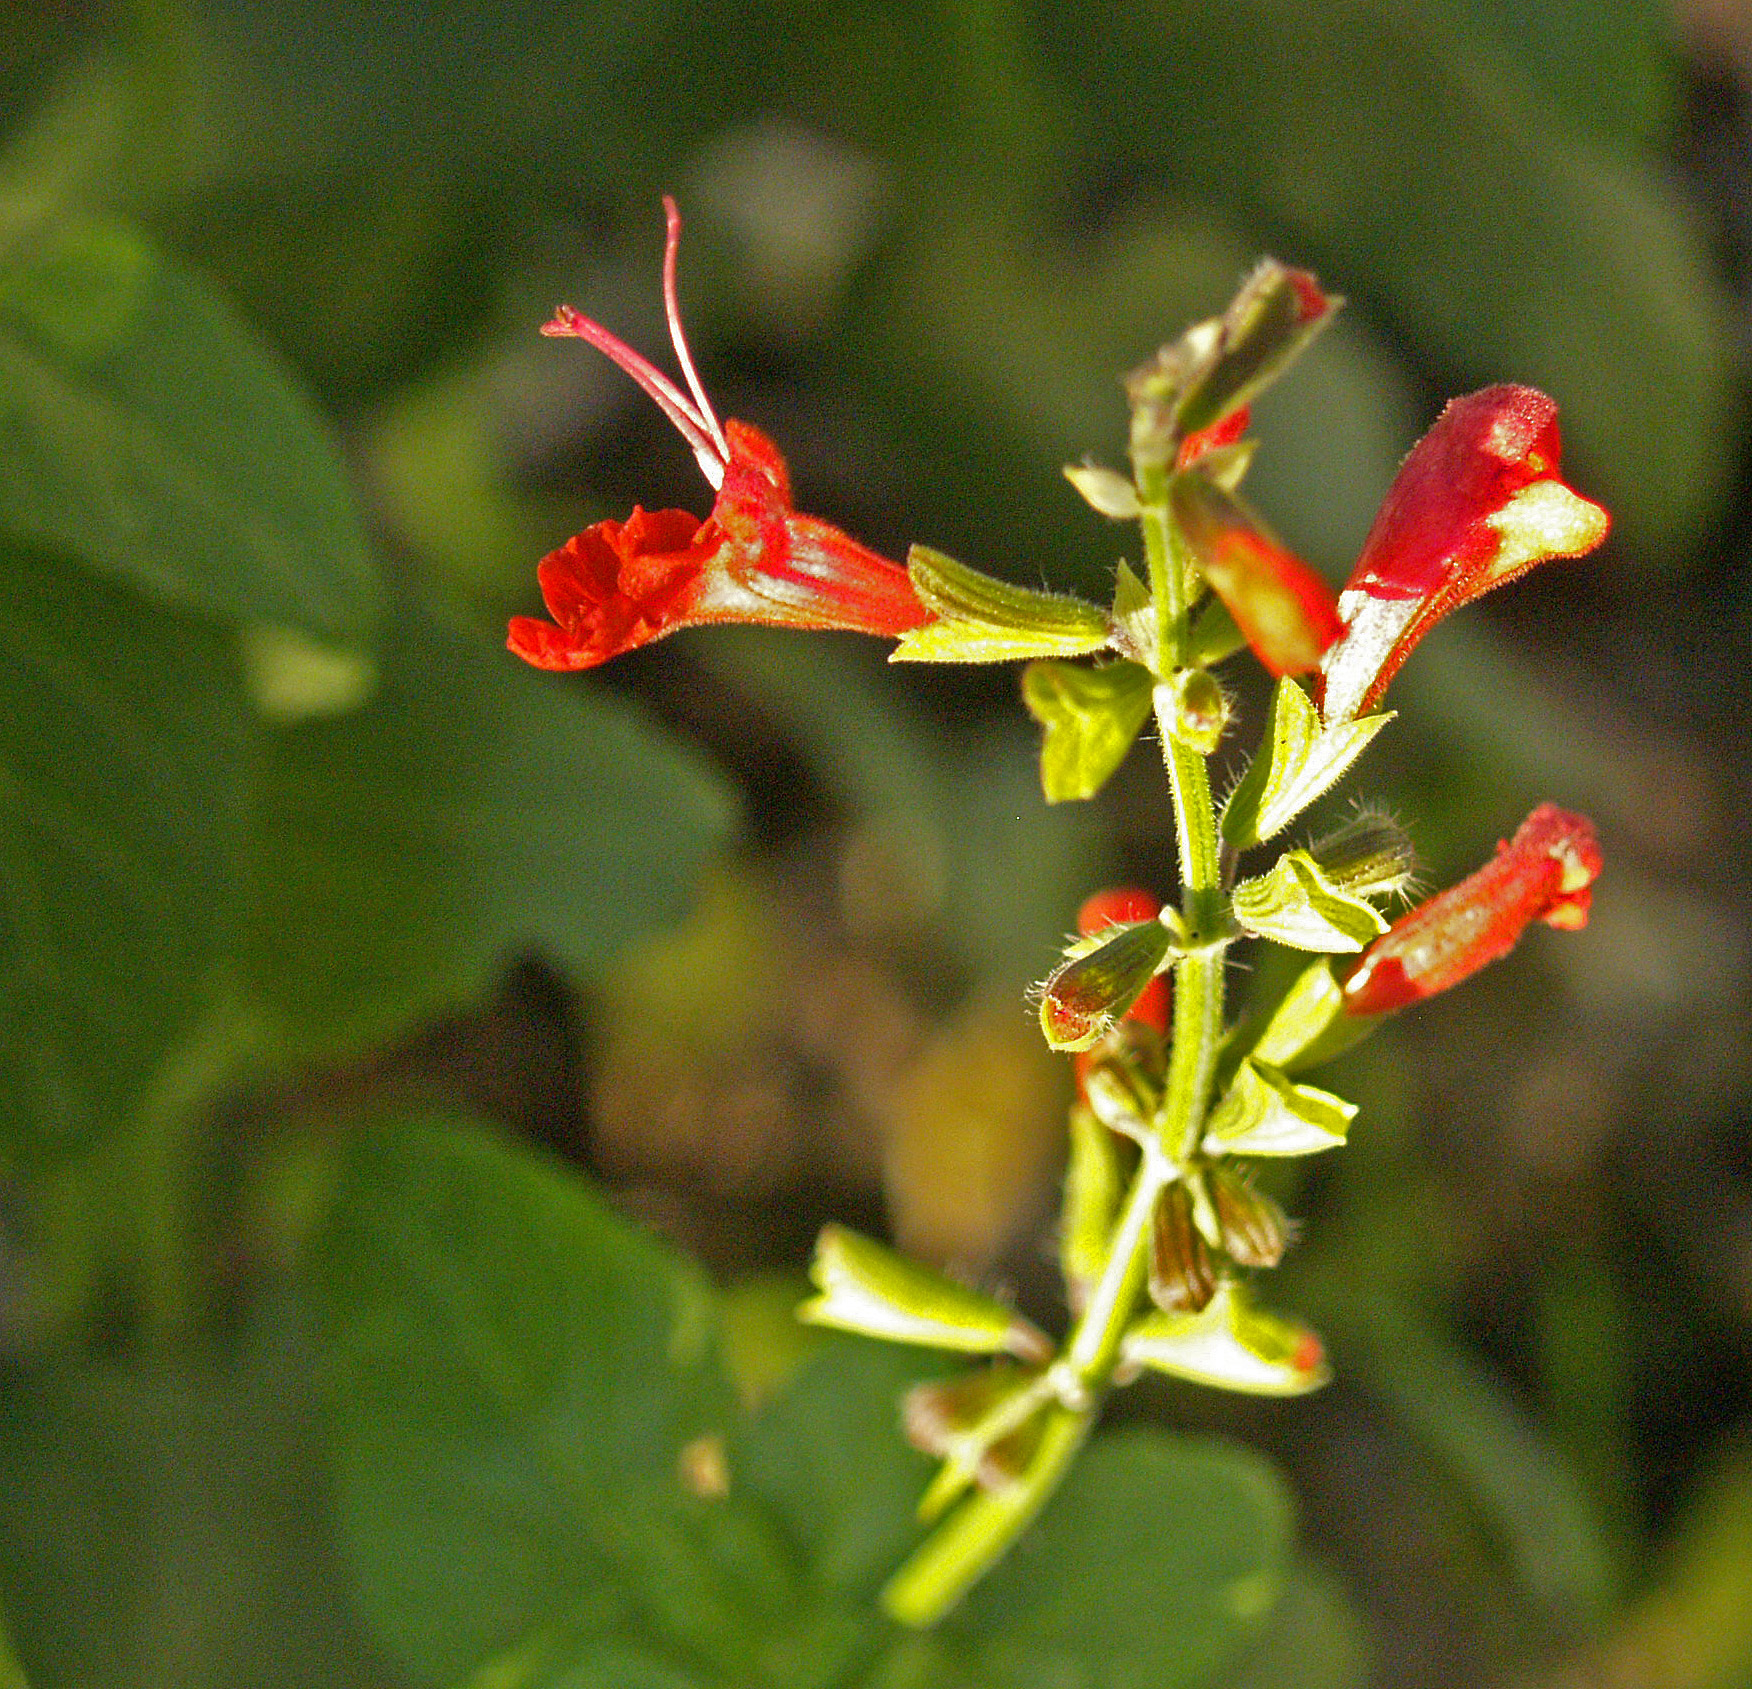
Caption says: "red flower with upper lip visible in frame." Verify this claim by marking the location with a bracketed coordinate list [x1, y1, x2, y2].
[1318, 385, 1610, 723]
[508, 199, 927, 672]
[1341, 803, 1602, 1018]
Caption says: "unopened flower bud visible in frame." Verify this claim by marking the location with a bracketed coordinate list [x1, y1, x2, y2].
[1157, 670, 1230, 755]
[1080, 1057, 1158, 1140]
[1063, 461, 1140, 519]
[903, 1366, 1049, 1521]
[1126, 261, 1337, 467]
[1168, 475, 1342, 680]
[1207, 1164, 1289, 1268]
[1151, 1185, 1217, 1313]
[1040, 909, 1173, 1052]
[1307, 811, 1416, 901]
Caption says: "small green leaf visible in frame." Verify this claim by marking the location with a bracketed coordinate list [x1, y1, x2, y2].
[1123, 1281, 1330, 1397]
[1021, 658, 1154, 802]
[800, 1225, 1049, 1360]
[893, 545, 1111, 663]
[946, 1428, 1296, 1688]
[0, 543, 247, 1160]
[1108, 560, 1157, 668]
[244, 603, 734, 1055]
[1231, 850, 1390, 953]
[1222, 678, 1391, 849]
[1204, 1058, 1355, 1157]
[0, 214, 379, 643]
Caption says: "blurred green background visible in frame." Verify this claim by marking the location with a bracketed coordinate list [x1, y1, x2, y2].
[3, 0, 1752, 1684]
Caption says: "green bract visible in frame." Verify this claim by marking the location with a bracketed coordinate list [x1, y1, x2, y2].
[893, 544, 1111, 662]
[1204, 1058, 1356, 1157]
[801, 1225, 1051, 1360]
[1222, 677, 1392, 849]
[1231, 849, 1391, 953]
[1122, 1281, 1330, 1396]
[1023, 658, 1156, 802]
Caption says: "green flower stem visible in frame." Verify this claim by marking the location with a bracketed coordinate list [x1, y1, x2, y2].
[883, 1406, 1091, 1627]
[1159, 728, 1227, 1163]
[1136, 462, 1186, 669]
[1065, 1146, 1167, 1377]
[881, 465, 1231, 1631]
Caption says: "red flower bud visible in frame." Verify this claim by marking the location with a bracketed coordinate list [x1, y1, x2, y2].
[1341, 804, 1602, 1017]
[1318, 385, 1610, 722]
[1170, 472, 1343, 678]
[508, 199, 927, 671]
[1175, 406, 1252, 471]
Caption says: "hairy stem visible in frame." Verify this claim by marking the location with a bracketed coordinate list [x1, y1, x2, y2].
[1136, 460, 1185, 669]
[879, 469, 1230, 1629]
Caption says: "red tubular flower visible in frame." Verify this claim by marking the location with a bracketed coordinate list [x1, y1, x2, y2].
[1170, 470, 1343, 677]
[1318, 385, 1610, 723]
[507, 199, 928, 671]
[1341, 804, 1602, 1018]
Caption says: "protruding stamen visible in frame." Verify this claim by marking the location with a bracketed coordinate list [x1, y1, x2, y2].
[661, 195, 729, 469]
[540, 202, 735, 491]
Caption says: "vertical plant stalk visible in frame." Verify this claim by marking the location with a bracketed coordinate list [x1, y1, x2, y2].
[881, 461, 1230, 1628]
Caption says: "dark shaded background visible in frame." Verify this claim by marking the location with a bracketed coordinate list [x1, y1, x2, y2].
[4, 0, 1752, 1684]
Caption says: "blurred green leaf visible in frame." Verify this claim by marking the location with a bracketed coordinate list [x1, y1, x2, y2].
[315, 1112, 744, 1685]
[0, 212, 379, 642]
[243, 604, 735, 1053]
[0, 1610, 25, 1689]
[1323, 1291, 1619, 1621]
[1604, 1439, 1752, 1689]
[1226, 1558, 1372, 1689]
[733, 1338, 942, 1606]
[1022, 659, 1155, 804]
[0, 542, 246, 1161]
[942, 1429, 1295, 1688]
[1436, 0, 1674, 146]
[315, 1112, 1306, 1688]
[0, 1344, 400, 1689]
[1043, 0, 1738, 555]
